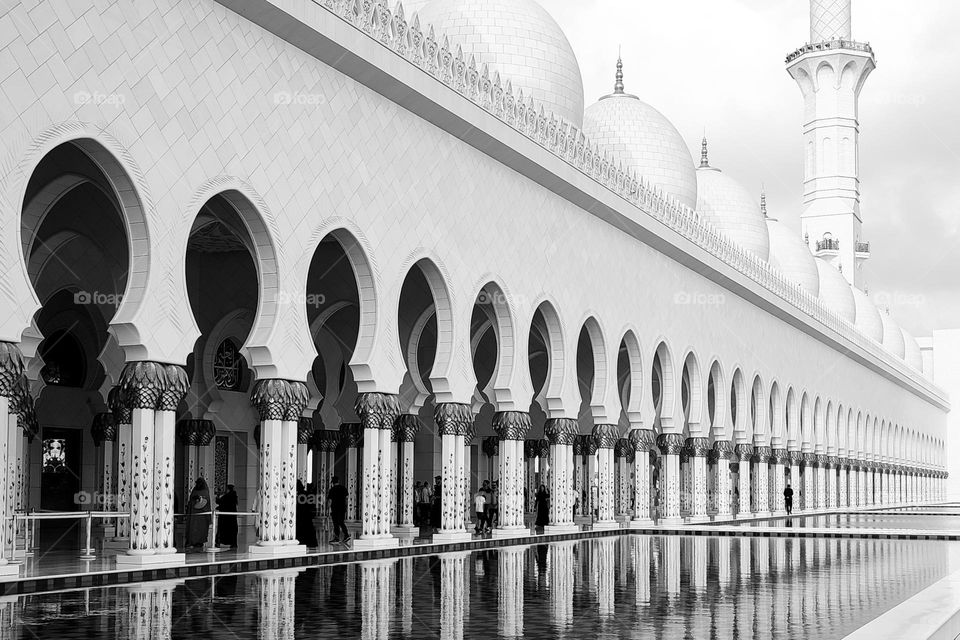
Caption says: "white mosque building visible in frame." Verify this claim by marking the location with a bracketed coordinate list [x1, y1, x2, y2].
[0, 0, 952, 569]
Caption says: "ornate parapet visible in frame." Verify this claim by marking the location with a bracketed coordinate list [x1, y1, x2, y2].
[657, 433, 685, 456]
[392, 414, 422, 443]
[250, 379, 309, 421]
[592, 424, 620, 450]
[355, 392, 401, 430]
[544, 418, 578, 446]
[785, 39, 875, 64]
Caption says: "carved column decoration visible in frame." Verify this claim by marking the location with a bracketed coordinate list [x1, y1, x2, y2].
[771, 448, 788, 514]
[591, 424, 619, 525]
[712, 440, 734, 519]
[435, 402, 473, 539]
[492, 411, 531, 532]
[657, 433, 685, 523]
[629, 429, 656, 524]
[355, 392, 401, 543]
[392, 414, 421, 531]
[734, 444, 754, 517]
[753, 445, 772, 516]
[544, 418, 578, 529]
[684, 437, 709, 522]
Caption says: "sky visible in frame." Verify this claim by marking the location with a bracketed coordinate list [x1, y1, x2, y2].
[527, 0, 960, 339]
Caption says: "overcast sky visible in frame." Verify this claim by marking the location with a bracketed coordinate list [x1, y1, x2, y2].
[526, 0, 960, 338]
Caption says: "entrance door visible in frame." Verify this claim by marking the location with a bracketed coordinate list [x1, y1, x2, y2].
[39, 427, 83, 550]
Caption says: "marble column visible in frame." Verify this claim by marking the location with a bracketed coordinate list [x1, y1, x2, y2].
[800, 453, 815, 511]
[684, 437, 709, 523]
[91, 412, 117, 514]
[524, 440, 538, 515]
[498, 546, 526, 638]
[788, 451, 802, 512]
[0, 343, 26, 575]
[549, 541, 575, 627]
[572, 436, 587, 518]
[826, 456, 838, 509]
[109, 385, 133, 540]
[735, 444, 754, 518]
[615, 438, 633, 519]
[296, 418, 314, 485]
[657, 433, 684, 525]
[628, 429, 656, 527]
[492, 411, 530, 536]
[176, 418, 216, 505]
[772, 449, 788, 515]
[857, 461, 867, 507]
[391, 414, 420, 535]
[114, 362, 188, 566]
[256, 569, 301, 640]
[537, 438, 550, 496]
[544, 418, 578, 533]
[246, 378, 308, 557]
[482, 436, 499, 487]
[753, 446, 772, 517]
[585, 436, 599, 519]
[433, 403, 473, 542]
[711, 440, 734, 521]
[354, 392, 402, 549]
[838, 459, 849, 508]
[815, 454, 828, 509]
[4, 377, 30, 557]
[592, 424, 619, 530]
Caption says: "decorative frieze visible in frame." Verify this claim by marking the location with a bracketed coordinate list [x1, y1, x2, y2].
[544, 418, 579, 446]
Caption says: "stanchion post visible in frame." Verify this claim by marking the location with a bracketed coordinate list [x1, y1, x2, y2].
[79, 512, 95, 560]
[206, 509, 221, 554]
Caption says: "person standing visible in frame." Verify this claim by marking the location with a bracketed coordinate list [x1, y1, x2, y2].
[487, 481, 499, 531]
[473, 490, 487, 534]
[296, 480, 318, 548]
[430, 476, 442, 532]
[534, 484, 549, 530]
[215, 484, 239, 549]
[185, 478, 211, 550]
[784, 483, 795, 516]
[326, 476, 350, 545]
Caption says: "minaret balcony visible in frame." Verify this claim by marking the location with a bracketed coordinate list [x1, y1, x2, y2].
[815, 238, 841, 257]
[855, 241, 871, 258]
[786, 39, 874, 64]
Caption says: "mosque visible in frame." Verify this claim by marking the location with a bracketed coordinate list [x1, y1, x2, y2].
[0, 0, 952, 572]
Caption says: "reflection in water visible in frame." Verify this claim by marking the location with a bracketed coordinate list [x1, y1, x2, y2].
[9, 534, 957, 639]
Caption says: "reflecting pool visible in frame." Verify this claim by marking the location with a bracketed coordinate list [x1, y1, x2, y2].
[731, 513, 960, 530]
[11, 535, 956, 639]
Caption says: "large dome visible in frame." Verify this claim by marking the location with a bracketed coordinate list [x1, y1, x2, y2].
[695, 143, 770, 260]
[901, 327, 923, 371]
[880, 312, 906, 359]
[851, 287, 883, 342]
[766, 215, 819, 296]
[815, 258, 856, 323]
[582, 62, 698, 209]
[416, 0, 585, 128]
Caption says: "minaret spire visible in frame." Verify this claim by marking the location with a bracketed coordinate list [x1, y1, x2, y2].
[614, 55, 624, 94]
[700, 136, 709, 168]
[760, 187, 767, 217]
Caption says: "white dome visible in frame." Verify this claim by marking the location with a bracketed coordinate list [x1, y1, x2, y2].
[416, 0, 585, 128]
[582, 66, 698, 210]
[851, 287, 883, 342]
[880, 312, 906, 359]
[695, 151, 770, 261]
[815, 258, 856, 323]
[902, 327, 923, 370]
[766, 217, 819, 295]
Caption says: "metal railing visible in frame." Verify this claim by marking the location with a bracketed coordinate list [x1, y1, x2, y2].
[816, 238, 840, 252]
[10, 510, 130, 561]
[204, 510, 258, 554]
[856, 241, 871, 254]
[786, 39, 875, 63]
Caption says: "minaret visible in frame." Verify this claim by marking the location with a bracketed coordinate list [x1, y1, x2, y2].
[787, 0, 875, 289]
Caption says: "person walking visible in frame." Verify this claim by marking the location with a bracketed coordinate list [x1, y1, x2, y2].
[473, 490, 487, 534]
[185, 478, 212, 550]
[487, 481, 499, 531]
[215, 484, 239, 548]
[430, 476, 442, 532]
[326, 476, 350, 545]
[413, 481, 423, 526]
[534, 484, 549, 530]
[784, 483, 795, 515]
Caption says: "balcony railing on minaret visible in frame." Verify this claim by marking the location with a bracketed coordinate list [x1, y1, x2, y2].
[786, 39, 874, 64]
[816, 238, 840, 253]
[855, 241, 871, 256]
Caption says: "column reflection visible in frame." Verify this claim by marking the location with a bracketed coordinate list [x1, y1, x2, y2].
[257, 569, 302, 640]
[440, 552, 469, 640]
[633, 535, 651, 607]
[498, 546, 526, 639]
[549, 541, 575, 635]
[359, 561, 394, 640]
[592, 537, 616, 621]
[121, 580, 181, 640]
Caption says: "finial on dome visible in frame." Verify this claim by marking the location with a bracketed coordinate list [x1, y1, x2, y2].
[700, 136, 709, 168]
[614, 53, 624, 94]
[760, 186, 767, 217]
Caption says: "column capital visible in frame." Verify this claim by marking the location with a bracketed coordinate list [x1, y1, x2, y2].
[0, 341, 25, 397]
[176, 418, 216, 446]
[788, 450, 803, 464]
[338, 422, 362, 448]
[108, 385, 132, 425]
[537, 438, 550, 458]
[492, 411, 531, 441]
[434, 402, 473, 437]
[157, 364, 189, 411]
[118, 361, 166, 410]
[91, 412, 118, 446]
[355, 392, 401, 430]
[392, 414, 422, 442]
[684, 437, 710, 458]
[753, 445, 773, 464]
[657, 433, 685, 456]
[710, 439, 735, 461]
[544, 418, 579, 446]
[628, 429, 656, 453]
[251, 379, 309, 421]
[614, 438, 635, 461]
[771, 448, 790, 464]
[734, 443, 754, 462]
[481, 435, 499, 458]
[524, 439, 539, 459]
[592, 424, 620, 449]
[297, 417, 315, 444]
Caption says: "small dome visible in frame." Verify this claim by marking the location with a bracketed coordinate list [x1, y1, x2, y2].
[902, 327, 923, 371]
[695, 142, 770, 260]
[416, 0, 585, 128]
[815, 258, 856, 323]
[851, 288, 883, 342]
[880, 312, 906, 359]
[766, 215, 819, 295]
[582, 61, 698, 209]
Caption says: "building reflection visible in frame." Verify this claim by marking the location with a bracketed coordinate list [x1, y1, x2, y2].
[549, 541, 575, 635]
[498, 547, 526, 639]
[122, 579, 181, 640]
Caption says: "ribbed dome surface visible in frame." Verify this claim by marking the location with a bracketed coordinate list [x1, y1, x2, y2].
[696, 166, 770, 261]
[815, 258, 856, 323]
[767, 218, 819, 295]
[851, 287, 883, 342]
[583, 93, 698, 210]
[416, 0, 585, 128]
[902, 328, 923, 371]
[880, 312, 906, 359]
